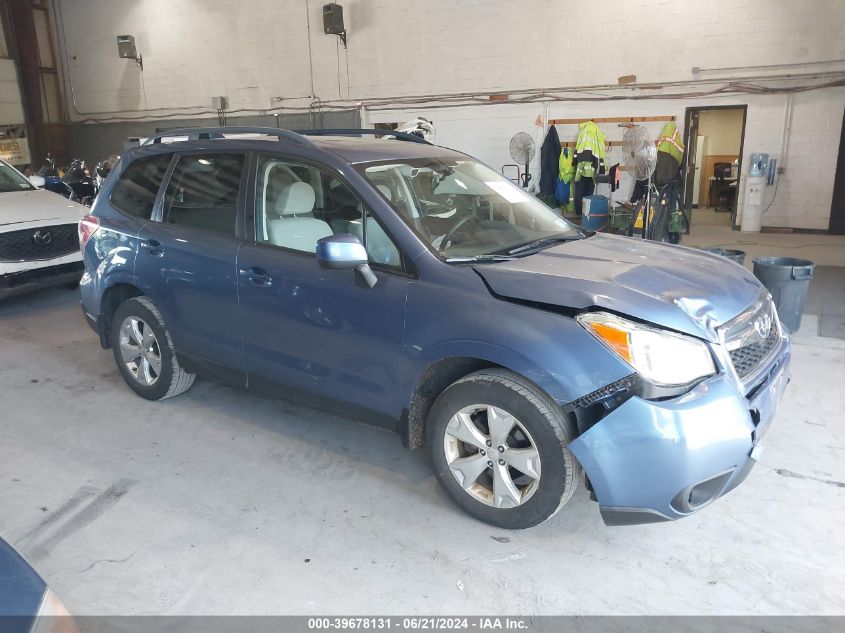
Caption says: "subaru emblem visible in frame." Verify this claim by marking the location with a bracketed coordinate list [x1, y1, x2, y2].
[754, 313, 772, 339]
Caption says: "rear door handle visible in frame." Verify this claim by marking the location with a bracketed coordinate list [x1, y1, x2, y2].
[239, 266, 272, 287]
[140, 239, 164, 256]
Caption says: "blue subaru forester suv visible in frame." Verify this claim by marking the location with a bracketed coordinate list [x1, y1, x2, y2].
[79, 127, 790, 528]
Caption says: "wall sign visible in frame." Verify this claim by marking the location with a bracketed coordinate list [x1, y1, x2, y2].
[0, 126, 31, 165]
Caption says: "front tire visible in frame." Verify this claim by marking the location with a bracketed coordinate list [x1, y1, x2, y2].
[427, 369, 580, 529]
[110, 296, 195, 401]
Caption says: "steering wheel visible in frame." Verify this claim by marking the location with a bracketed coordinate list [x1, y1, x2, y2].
[440, 214, 481, 251]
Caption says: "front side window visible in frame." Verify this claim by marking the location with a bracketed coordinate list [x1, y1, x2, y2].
[162, 153, 244, 236]
[110, 153, 172, 219]
[360, 158, 581, 261]
[0, 161, 35, 193]
[255, 156, 401, 267]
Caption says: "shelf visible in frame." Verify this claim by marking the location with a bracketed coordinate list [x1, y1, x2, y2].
[549, 116, 675, 125]
[561, 140, 628, 147]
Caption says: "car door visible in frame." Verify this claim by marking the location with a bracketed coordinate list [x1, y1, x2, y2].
[237, 153, 410, 418]
[135, 151, 247, 379]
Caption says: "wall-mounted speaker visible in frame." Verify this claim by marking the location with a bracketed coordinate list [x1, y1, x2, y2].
[322, 3, 345, 35]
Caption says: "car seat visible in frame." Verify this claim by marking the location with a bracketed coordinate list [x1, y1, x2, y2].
[267, 182, 333, 252]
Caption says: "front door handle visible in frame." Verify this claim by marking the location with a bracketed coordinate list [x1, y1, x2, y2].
[140, 238, 164, 256]
[239, 266, 272, 287]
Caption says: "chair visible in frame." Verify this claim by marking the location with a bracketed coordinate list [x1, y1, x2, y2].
[711, 162, 735, 213]
[267, 182, 333, 252]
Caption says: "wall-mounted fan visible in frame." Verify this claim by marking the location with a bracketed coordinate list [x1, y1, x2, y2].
[509, 132, 536, 188]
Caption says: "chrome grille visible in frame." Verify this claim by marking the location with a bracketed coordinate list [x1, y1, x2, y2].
[0, 224, 79, 262]
[728, 324, 780, 379]
[720, 296, 781, 381]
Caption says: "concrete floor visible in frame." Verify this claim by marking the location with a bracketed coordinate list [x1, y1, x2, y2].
[1, 226, 844, 616]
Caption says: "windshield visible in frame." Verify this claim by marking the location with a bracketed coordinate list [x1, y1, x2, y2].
[360, 157, 581, 260]
[0, 161, 35, 193]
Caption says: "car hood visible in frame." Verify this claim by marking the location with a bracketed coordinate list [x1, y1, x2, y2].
[0, 189, 88, 227]
[473, 233, 763, 341]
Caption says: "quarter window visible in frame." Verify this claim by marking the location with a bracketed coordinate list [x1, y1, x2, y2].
[162, 153, 245, 236]
[109, 154, 172, 219]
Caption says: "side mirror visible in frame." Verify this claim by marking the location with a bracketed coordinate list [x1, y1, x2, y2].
[316, 234, 378, 289]
[29, 175, 45, 188]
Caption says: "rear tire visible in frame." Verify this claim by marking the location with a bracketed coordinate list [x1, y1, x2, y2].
[110, 296, 195, 401]
[427, 369, 580, 529]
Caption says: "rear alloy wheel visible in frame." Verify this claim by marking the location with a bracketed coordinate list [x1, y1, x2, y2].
[110, 296, 195, 401]
[118, 316, 162, 387]
[428, 369, 580, 529]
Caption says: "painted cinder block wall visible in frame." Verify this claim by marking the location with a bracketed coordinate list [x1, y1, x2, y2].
[53, 0, 845, 230]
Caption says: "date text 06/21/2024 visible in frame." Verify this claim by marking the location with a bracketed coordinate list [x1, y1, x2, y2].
[307, 617, 529, 630]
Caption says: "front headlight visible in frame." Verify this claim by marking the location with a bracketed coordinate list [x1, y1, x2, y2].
[577, 312, 716, 386]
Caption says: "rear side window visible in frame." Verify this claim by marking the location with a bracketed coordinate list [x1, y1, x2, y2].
[109, 154, 172, 219]
[162, 153, 245, 236]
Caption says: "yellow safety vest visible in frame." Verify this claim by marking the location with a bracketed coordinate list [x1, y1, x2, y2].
[657, 122, 684, 163]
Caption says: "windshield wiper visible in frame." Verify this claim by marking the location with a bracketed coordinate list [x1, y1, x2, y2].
[445, 254, 515, 263]
[506, 234, 584, 256]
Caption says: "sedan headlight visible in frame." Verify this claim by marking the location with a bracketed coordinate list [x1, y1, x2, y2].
[577, 312, 716, 386]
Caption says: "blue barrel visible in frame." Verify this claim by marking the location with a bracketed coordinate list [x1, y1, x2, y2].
[582, 195, 609, 232]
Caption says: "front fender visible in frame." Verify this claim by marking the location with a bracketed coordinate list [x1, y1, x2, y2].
[404, 275, 632, 406]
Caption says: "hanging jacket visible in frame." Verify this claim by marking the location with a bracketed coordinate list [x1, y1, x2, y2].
[538, 125, 561, 196]
[656, 121, 685, 164]
[574, 121, 606, 181]
[575, 121, 606, 160]
[559, 146, 574, 184]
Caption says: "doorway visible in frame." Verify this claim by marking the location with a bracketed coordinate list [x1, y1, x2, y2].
[682, 106, 747, 229]
[829, 107, 845, 235]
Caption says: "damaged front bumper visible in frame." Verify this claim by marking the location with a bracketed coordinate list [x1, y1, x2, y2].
[569, 338, 791, 526]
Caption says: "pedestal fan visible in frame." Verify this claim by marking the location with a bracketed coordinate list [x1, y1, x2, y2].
[509, 132, 536, 189]
[622, 126, 657, 238]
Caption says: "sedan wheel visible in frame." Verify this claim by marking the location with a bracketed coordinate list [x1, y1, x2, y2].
[443, 405, 541, 509]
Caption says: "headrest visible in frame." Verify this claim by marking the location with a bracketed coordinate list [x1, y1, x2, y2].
[275, 181, 315, 215]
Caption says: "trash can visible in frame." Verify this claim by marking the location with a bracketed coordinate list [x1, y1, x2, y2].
[752, 257, 815, 333]
[701, 247, 746, 266]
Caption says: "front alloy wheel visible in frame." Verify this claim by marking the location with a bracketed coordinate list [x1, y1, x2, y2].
[443, 405, 541, 509]
[428, 369, 580, 529]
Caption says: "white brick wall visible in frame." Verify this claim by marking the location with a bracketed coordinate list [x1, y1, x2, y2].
[53, 0, 845, 229]
[0, 60, 25, 125]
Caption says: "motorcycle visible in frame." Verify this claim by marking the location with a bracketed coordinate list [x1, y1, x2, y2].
[35, 155, 75, 200]
[31, 153, 118, 206]
[94, 154, 120, 190]
[61, 158, 97, 206]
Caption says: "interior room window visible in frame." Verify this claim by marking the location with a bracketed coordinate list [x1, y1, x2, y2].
[255, 156, 402, 268]
[162, 153, 244, 236]
[110, 153, 173, 219]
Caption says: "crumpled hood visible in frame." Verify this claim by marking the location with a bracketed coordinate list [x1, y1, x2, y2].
[474, 233, 764, 341]
[0, 189, 88, 226]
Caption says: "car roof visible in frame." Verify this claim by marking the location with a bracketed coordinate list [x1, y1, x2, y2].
[308, 136, 466, 164]
[125, 133, 466, 166]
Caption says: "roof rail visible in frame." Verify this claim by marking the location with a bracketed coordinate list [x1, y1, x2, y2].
[141, 126, 316, 147]
[296, 128, 431, 145]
